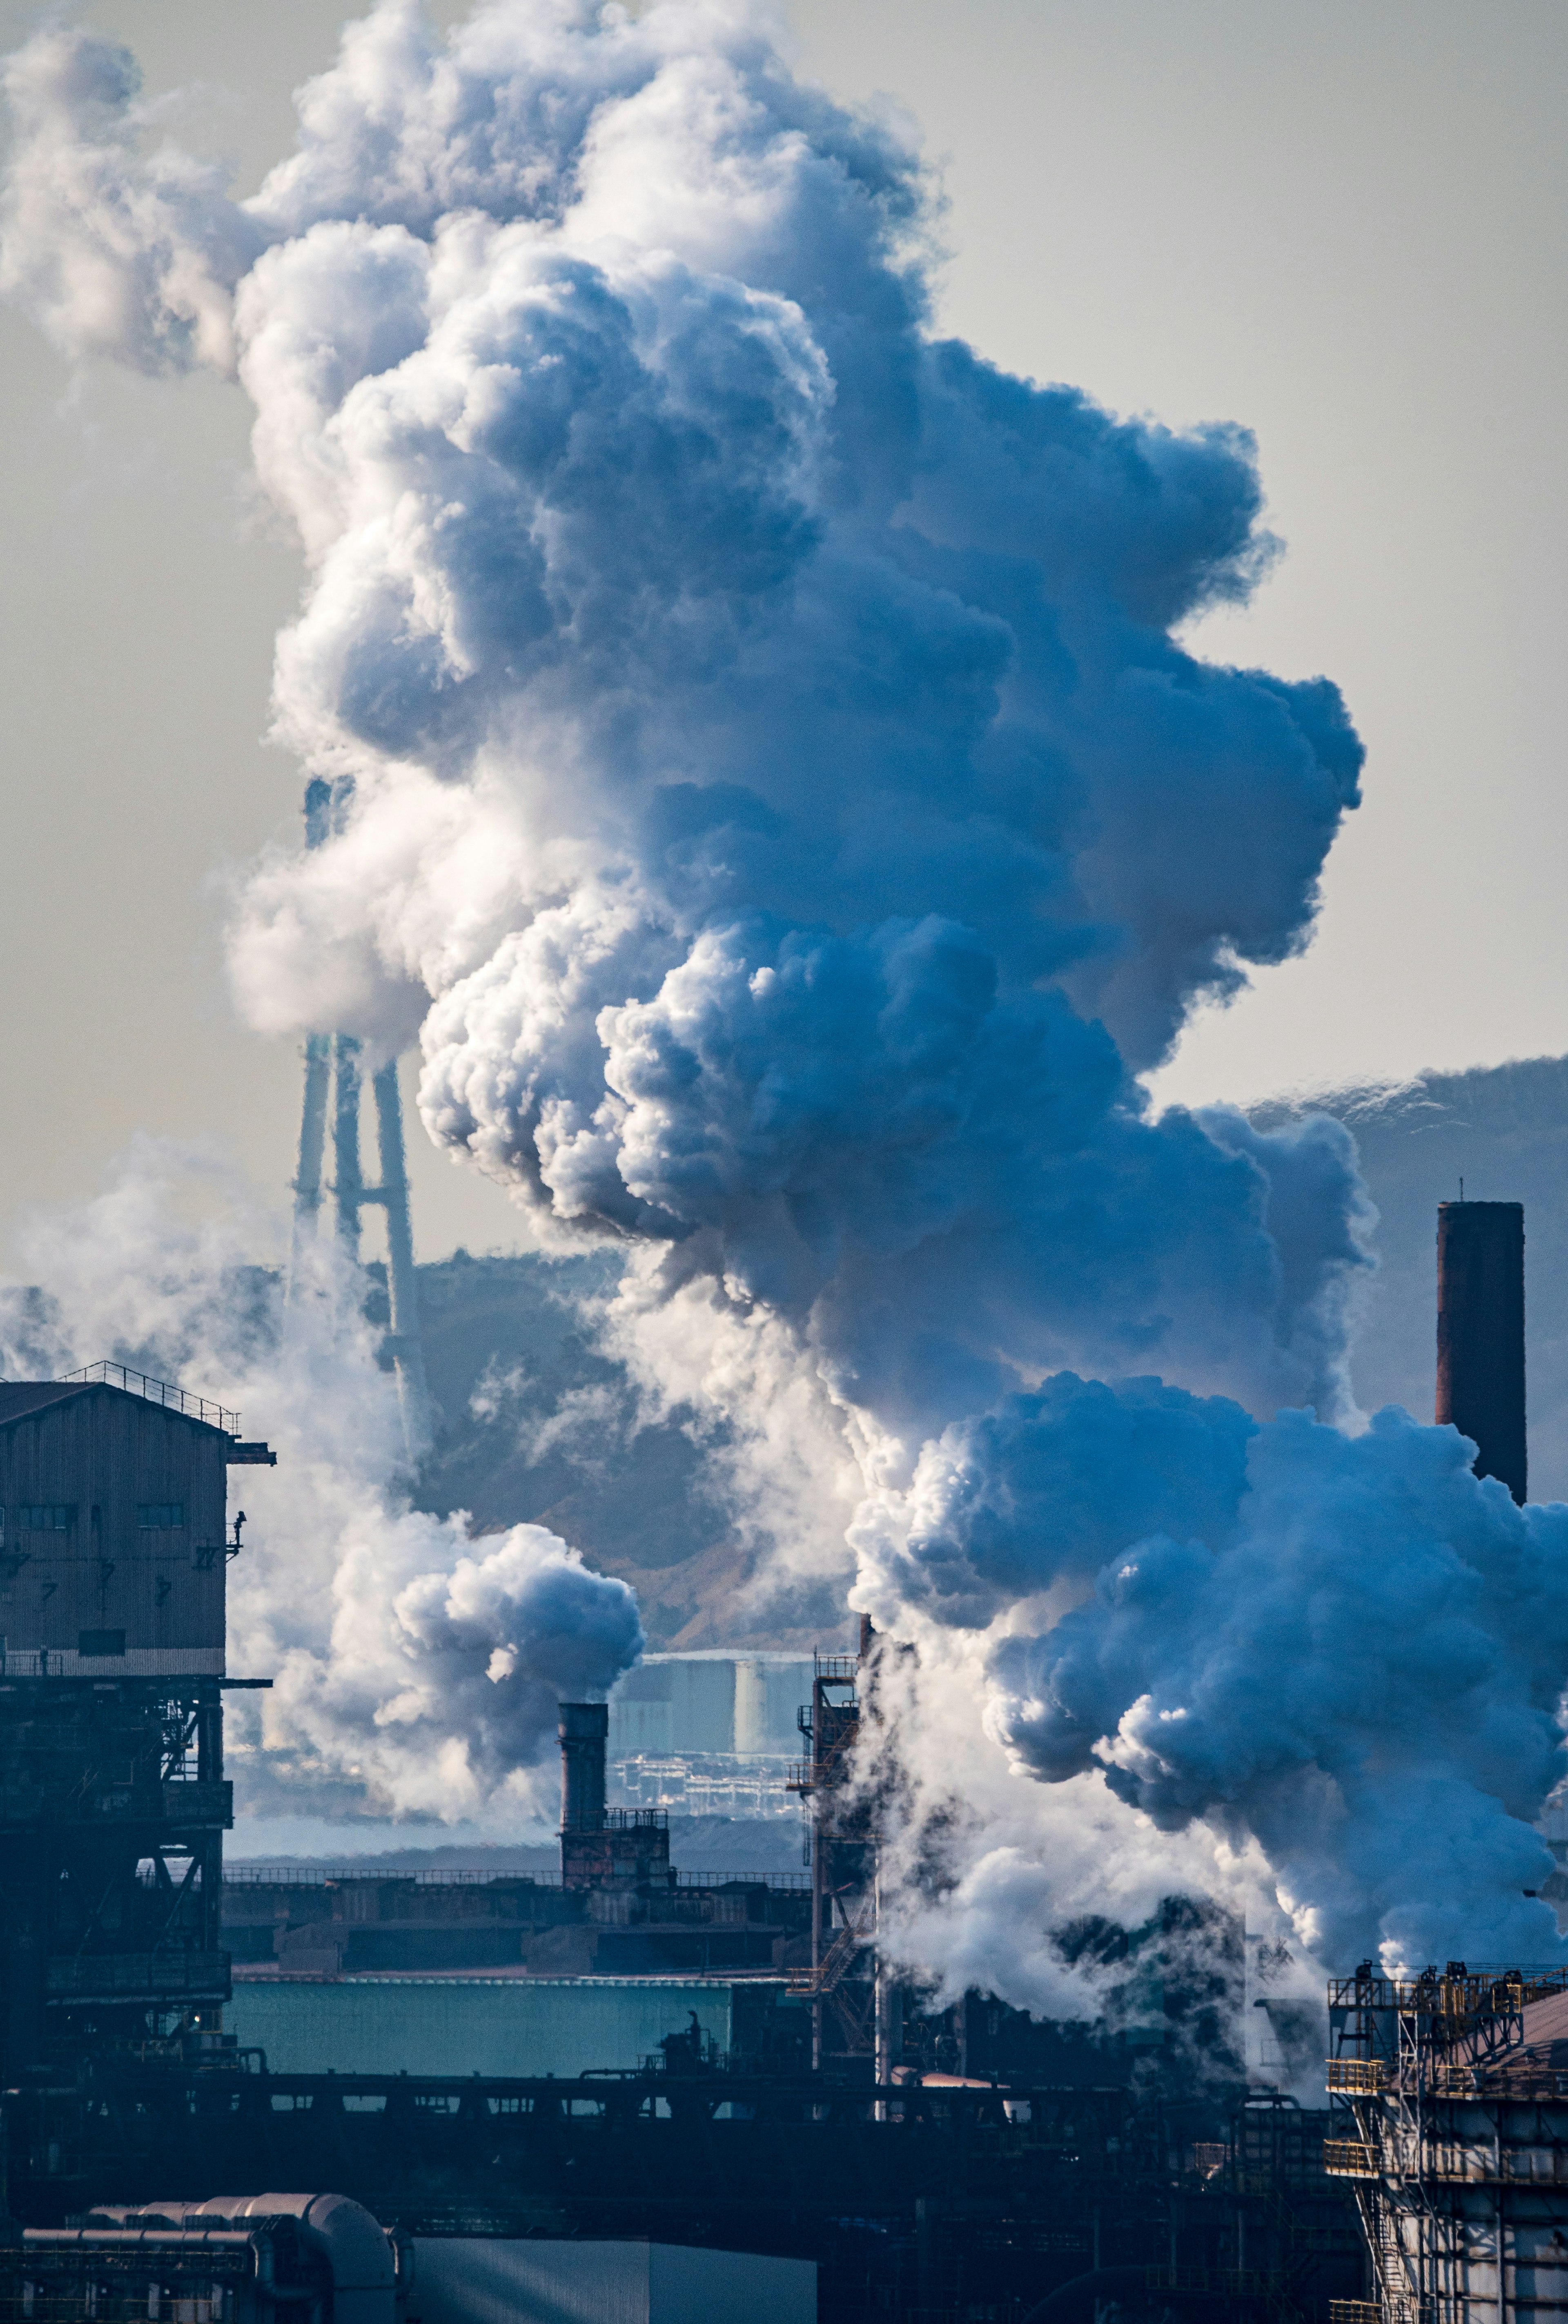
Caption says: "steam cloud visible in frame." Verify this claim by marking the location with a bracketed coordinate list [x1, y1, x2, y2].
[0, 1143, 642, 1827]
[4, 0, 1563, 1976]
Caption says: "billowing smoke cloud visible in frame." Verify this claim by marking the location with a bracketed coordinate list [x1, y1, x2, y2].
[854, 1388, 1567, 1978]
[0, 1142, 642, 1827]
[4, 0, 1562, 1975]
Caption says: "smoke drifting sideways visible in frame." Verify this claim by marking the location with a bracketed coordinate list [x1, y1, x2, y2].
[852, 1383, 1568, 1987]
[0, 1143, 643, 1830]
[4, 0, 1564, 1978]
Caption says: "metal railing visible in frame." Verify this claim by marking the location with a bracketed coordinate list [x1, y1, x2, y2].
[1327, 1964, 1568, 2014]
[1327, 2057, 1389, 2094]
[1426, 2058, 1568, 2097]
[225, 1865, 564, 1887]
[675, 1869, 811, 1891]
[224, 1863, 809, 1892]
[60, 1362, 240, 1435]
[44, 1950, 230, 1998]
[787, 1898, 873, 1997]
[0, 1650, 56, 1678]
[1323, 2139, 1379, 2178]
[1423, 2143, 1568, 2186]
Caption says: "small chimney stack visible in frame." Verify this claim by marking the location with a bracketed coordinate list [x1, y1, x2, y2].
[1436, 1199, 1526, 1505]
[559, 1701, 608, 1834]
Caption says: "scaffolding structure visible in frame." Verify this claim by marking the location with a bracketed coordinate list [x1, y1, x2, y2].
[1324, 1961, 1568, 2324]
[0, 1672, 234, 2086]
[786, 1636, 876, 2069]
[287, 778, 430, 1457]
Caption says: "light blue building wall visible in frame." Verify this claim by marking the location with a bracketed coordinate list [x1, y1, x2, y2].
[608, 1654, 812, 1758]
[413, 2238, 815, 2324]
[226, 1976, 738, 2079]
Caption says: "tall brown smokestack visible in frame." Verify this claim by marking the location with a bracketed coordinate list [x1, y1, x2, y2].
[1436, 1200, 1526, 1505]
[559, 1701, 608, 1833]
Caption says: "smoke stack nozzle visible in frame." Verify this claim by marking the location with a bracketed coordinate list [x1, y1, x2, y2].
[559, 1700, 608, 1833]
[1436, 1199, 1526, 1505]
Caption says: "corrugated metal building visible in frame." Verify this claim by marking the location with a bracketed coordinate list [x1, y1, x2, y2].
[226, 1974, 774, 2077]
[0, 1373, 239, 1675]
[411, 2237, 815, 2324]
[608, 1656, 812, 1759]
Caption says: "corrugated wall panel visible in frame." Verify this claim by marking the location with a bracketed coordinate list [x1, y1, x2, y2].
[0, 1389, 226, 1657]
[412, 2240, 815, 2324]
[225, 1977, 735, 2077]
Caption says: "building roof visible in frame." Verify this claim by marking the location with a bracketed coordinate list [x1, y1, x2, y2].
[0, 1382, 96, 1425]
[0, 1378, 232, 1438]
[1519, 1986, 1568, 2061]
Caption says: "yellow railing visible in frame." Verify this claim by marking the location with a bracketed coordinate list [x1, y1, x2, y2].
[1323, 2139, 1379, 2179]
[1327, 2057, 1388, 2093]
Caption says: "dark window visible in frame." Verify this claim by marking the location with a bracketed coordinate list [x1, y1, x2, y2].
[78, 1628, 126, 1657]
[137, 1503, 184, 1529]
[18, 1505, 74, 1531]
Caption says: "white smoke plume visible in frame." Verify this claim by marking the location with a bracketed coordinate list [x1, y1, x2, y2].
[0, 1142, 643, 1828]
[4, 0, 1563, 1977]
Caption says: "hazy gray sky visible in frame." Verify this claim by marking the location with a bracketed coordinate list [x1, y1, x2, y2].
[1, 0, 1564, 1265]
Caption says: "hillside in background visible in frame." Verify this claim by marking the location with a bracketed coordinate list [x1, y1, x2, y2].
[411, 1250, 846, 1651]
[409, 1053, 1568, 1639]
[1253, 1053, 1568, 1501]
[229, 1813, 806, 1879]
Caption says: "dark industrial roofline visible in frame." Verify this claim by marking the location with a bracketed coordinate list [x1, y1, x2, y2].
[60, 1359, 240, 1435]
[0, 1363, 276, 1465]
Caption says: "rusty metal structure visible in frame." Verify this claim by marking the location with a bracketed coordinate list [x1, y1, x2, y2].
[557, 1697, 679, 1897]
[1324, 1961, 1568, 2324]
[1436, 1200, 1527, 1505]
[0, 2045, 1365, 2324]
[786, 1626, 877, 2069]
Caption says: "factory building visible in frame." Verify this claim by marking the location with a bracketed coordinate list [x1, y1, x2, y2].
[1326, 1963, 1568, 2324]
[0, 1366, 252, 1675]
[220, 1700, 815, 2072]
[0, 1366, 272, 2089]
[1317, 1196, 1568, 2318]
[6, 1190, 1560, 2323]
[224, 1972, 786, 2079]
[607, 1652, 812, 1819]
[2, 2202, 819, 2324]
[608, 1653, 813, 1758]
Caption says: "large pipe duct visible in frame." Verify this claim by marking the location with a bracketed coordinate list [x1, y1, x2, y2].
[1436, 1198, 1527, 1505]
[82, 2195, 398, 2324]
[559, 1702, 608, 1833]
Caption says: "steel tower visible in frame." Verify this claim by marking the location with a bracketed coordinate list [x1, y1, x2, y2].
[286, 778, 431, 1456]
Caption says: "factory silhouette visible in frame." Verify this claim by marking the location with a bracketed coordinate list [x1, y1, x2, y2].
[1, 1047, 1557, 2324]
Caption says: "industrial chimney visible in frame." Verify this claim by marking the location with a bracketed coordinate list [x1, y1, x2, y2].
[558, 1701, 608, 1835]
[557, 1700, 671, 1892]
[1436, 1199, 1526, 1505]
